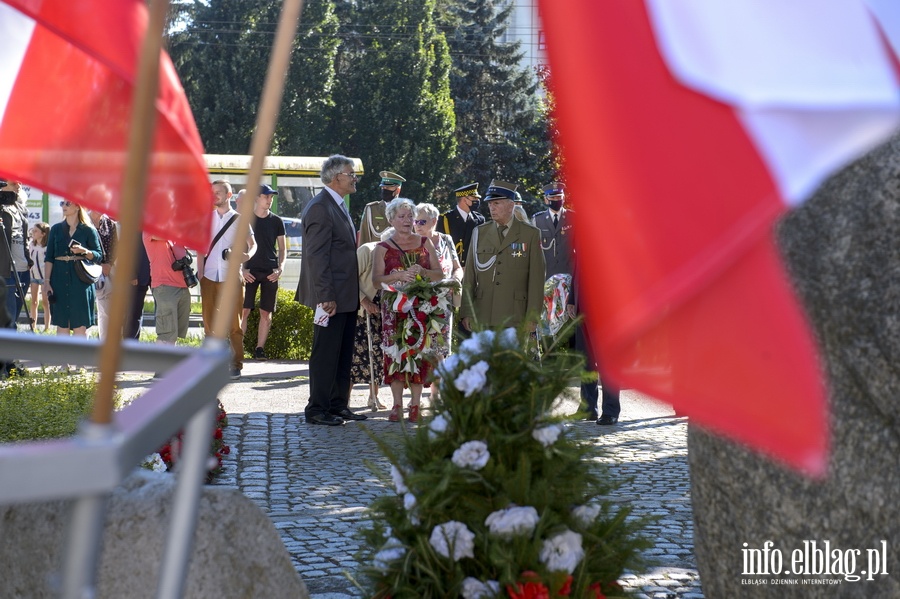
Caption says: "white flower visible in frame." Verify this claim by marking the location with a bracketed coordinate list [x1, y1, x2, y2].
[438, 353, 462, 376]
[539, 529, 584, 574]
[461, 577, 501, 599]
[458, 330, 495, 359]
[499, 327, 518, 348]
[484, 505, 540, 538]
[572, 503, 601, 527]
[451, 440, 490, 470]
[141, 453, 167, 473]
[454, 360, 489, 397]
[373, 537, 406, 572]
[404, 492, 417, 511]
[429, 521, 475, 561]
[428, 413, 451, 440]
[532, 423, 564, 447]
[390, 464, 408, 494]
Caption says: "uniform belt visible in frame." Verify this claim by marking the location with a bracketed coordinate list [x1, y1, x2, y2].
[55, 256, 86, 262]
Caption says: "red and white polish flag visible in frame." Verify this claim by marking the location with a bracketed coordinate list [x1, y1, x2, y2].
[0, 0, 211, 249]
[538, 0, 900, 474]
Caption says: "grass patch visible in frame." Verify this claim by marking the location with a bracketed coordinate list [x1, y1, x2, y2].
[0, 369, 121, 443]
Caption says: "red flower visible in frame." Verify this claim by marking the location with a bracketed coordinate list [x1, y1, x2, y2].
[415, 310, 426, 322]
[222, 445, 231, 455]
[507, 572, 550, 599]
[559, 576, 573, 596]
[213, 428, 223, 439]
[430, 295, 439, 306]
[406, 336, 416, 345]
[586, 582, 606, 599]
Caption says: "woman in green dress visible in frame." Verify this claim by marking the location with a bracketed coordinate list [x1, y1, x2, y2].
[43, 200, 102, 336]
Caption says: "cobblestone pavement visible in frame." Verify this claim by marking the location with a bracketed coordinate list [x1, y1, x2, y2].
[202, 360, 704, 599]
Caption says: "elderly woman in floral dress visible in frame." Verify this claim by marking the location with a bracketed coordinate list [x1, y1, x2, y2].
[414, 202, 463, 398]
[372, 198, 444, 423]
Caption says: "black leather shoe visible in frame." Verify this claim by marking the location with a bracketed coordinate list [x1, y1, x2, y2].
[308, 413, 344, 426]
[331, 409, 368, 421]
[597, 415, 619, 426]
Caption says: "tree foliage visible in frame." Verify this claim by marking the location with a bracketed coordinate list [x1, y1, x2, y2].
[166, 0, 554, 219]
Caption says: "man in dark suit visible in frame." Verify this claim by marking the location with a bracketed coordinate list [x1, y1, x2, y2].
[438, 182, 485, 266]
[296, 155, 367, 425]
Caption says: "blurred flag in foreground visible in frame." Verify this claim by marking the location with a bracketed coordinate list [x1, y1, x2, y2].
[0, 0, 210, 249]
[539, 0, 900, 474]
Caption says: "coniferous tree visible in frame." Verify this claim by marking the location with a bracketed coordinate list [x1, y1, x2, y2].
[167, 0, 339, 155]
[440, 0, 554, 212]
[331, 0, 457, 215]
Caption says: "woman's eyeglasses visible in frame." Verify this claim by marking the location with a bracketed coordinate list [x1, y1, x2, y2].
[59, 201, 73, 207]
[414, 219, 429, 226]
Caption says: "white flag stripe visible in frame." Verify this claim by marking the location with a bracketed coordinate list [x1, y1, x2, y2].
[646, 0, 899, 106]
[864, 0, 900, 61]
[647, 0, 900, 204]
[740, 108, 900, 204]
[0, 3, 35, 123]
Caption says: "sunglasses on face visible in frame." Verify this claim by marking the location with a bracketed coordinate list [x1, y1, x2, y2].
[59, 201, 74, 207]
[414, 219, 429, 226]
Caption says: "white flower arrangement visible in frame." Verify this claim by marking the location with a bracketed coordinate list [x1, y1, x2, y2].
[429, 520, 476, 561]
[532, 423, 564, 447]
[461, 576, 501, 599]
[360, 327, 648, 597]
[539, 529, 585, 574]
[390, 464, 408, 495]
[451, 440, 490, 470]
[454, 360, 489, 397]
[572, 503, 602, 528]
[141, 453, 167, 473]
[373, 537, 407, 573]
[484, 505, 540, 539]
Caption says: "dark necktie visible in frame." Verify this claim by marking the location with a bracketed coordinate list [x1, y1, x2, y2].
[553, 214, 559, 228]
[498, 224, 508, 238]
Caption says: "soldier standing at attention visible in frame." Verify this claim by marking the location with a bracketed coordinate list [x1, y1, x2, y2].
[438, 182, 485, 266]
[532, 182, 575, 278]
[358, 171, 404, 245]
[460, 180, 544, 332]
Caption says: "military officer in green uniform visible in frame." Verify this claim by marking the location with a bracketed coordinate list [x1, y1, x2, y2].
[460, 180, 545, 332]
[358, 171, 404, 245]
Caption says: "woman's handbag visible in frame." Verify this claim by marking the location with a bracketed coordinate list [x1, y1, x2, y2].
[74, 258, 103, 285]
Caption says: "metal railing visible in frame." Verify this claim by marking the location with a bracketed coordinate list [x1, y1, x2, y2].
[0, 330, 230, 598]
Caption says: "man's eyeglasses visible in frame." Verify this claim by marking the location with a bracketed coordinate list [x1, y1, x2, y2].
[338, 172, 359, 181]
[414, 219, 429, 226]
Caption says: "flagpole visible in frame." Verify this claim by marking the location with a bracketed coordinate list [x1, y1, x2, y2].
[88, 1, 168, 425]
[209, 0, 305, 343]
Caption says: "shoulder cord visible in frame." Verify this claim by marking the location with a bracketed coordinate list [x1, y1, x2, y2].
[366, 205, 383, 239]
[470, 226, 497, 272]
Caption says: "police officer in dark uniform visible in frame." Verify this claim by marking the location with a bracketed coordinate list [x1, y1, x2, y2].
[532, 182, 575, 278]
[438, 182, 485, 266]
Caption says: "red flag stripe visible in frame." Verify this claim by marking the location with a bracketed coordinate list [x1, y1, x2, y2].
[539, 0, 829, 472]
[0, 0, 210, 249]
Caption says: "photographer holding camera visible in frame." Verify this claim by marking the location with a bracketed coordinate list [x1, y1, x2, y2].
[1, 180, 33, 331]
[198, 180, 256, 379]
[142, 233, 197, 345]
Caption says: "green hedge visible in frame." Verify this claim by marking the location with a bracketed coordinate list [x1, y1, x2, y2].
[0, 370, 115, 442]
[243, 288, 315, 360]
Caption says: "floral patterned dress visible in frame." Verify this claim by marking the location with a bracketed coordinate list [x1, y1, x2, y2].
[379, 238, 437, 386]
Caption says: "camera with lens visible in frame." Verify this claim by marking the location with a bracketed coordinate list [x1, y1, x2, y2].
[171, 251, 199, 288]
[221, 248, 232, 261]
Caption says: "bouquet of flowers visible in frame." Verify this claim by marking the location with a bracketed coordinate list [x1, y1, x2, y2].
[356, 329, 649, 598]
[380, 277, 459, 376]
[153, 401, 230, 482]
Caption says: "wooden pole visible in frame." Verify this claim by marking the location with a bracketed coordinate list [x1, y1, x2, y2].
[210, 0, 305, 341]
[90, 0, 170, 425]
